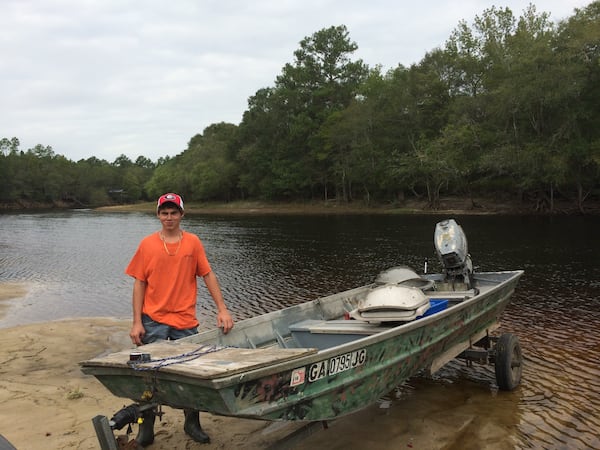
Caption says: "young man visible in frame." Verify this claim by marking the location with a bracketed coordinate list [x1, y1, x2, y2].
[126, 192, 234, 444]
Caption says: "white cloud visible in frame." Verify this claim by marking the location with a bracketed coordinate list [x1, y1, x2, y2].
[0, 0, 591, 162]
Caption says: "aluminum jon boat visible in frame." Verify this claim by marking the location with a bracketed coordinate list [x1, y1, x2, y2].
[81, 219, 524, 447]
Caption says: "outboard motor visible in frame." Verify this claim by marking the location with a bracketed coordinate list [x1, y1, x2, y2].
[434, 219, 473, 289]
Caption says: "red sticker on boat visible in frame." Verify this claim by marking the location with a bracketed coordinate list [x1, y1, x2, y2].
[290, 367, 306, 387]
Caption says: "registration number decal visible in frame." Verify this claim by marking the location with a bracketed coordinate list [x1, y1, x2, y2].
[307, 349, 367, 383]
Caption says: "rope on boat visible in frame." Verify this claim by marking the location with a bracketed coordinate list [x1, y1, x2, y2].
[128, 344, 230, 371]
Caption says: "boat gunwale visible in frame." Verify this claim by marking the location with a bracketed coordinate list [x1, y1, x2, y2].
[81, 270, 524, 390]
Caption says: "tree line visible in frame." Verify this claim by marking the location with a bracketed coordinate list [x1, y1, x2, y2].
[1, 3, 599, 212]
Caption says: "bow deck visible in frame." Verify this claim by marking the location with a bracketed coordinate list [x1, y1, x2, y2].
[84, 342, 317, 379]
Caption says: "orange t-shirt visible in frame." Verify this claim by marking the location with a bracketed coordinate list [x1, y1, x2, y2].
[125, 231, 212, 329]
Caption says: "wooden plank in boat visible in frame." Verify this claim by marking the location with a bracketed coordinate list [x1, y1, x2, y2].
[84, 342, 318, 379]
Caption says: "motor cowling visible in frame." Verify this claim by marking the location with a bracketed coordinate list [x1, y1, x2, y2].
[434, 219, 473, 288]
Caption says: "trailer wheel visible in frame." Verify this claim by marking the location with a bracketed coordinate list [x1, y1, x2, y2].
[495, 333, 522, 391]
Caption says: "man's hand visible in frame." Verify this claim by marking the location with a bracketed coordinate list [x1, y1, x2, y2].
[217, 310, 234, 334]
[130, 323, 146, 346]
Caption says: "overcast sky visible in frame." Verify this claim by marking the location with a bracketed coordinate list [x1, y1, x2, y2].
[1, 0, 591, 162]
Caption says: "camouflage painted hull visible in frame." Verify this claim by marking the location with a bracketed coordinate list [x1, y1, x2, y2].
[81, 270, 523, 421]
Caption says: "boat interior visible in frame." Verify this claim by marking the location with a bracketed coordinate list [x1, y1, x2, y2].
[188, 271, 508, 353]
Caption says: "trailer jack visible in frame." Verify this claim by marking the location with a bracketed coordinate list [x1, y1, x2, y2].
[92, 403, 160, 449]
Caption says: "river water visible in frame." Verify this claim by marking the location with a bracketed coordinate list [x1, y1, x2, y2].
[0, 211, 598, 449]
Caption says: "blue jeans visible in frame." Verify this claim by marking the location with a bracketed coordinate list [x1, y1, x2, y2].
[141, 314, 198, 344]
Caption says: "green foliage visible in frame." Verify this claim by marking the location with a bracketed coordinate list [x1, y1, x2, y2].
[236, 25, 370, 200]
[3, 3, 600, 212]
[0, 140, 156, 206]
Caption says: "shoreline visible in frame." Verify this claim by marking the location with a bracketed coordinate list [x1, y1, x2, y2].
[3, 196, 597, 215]
[95, 197, 596, 216]
[0, 282, 27, 318]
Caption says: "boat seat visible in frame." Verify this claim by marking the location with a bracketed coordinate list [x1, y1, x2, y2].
[289, 319, 391, 349]
[290, 319, 389, 335]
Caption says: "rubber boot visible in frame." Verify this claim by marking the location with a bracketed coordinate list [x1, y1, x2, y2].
[183, 409, 210, 444]
[135, 408, 156, 447]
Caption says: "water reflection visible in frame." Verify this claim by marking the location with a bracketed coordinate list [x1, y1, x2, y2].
[0, 211, 598, 448]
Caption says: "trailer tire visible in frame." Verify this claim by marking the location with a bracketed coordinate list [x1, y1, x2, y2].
[495, 333, 522, 391]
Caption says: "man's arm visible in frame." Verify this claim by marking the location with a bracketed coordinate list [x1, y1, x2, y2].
[203, 271, 234, 333]
[130, 278, 147, 345]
